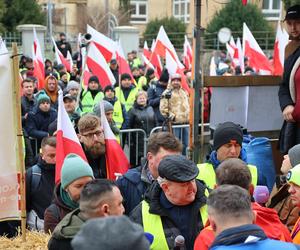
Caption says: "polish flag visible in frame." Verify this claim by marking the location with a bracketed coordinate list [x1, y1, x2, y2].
[243, 23, 272, 73]
[226, 36, 239, 67]
[150, 39, 163, 77]
[183, 35, 193, 70]
[52, 37, 71, 72]
[32, 28, 45, 90]
[273, 21, 289, 76]
[56, 89, 87, 184]
[152, 26, 184, 69]
[115, 41, 135, 83]
[87, 25, 116, 62]
[81, 64, 92, 89]
[166, 50, 190, 93]
[99, 101, 129, 179]
[86, 42, 116, 89]
[236, 37, 244, 73]
[67, 50, 73, 71]
[143, 40, 151, 60]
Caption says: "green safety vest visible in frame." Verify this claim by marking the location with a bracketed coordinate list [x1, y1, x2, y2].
[142, 200, 208, 250]
[114, 86, 138, 112]
[80, 90, 104, 114]
[113, 100, 124, 129]
[137, 76, 147, 90]
[197, 163, 258, 189]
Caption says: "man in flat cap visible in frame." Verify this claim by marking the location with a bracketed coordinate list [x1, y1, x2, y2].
[130, 155, 208, 250]
[197, 121, 257, 189]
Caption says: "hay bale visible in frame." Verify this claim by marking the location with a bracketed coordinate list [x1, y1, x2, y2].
[0, 230, 50, 250]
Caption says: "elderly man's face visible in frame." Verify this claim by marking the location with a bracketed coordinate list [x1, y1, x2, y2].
[79, 125, 106, 158]
[217, 142, 241, 162]
[288, 182, 300, 207]
[162, 179, 197, 206]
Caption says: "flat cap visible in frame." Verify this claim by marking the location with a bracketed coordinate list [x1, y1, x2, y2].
[158, 155, 199, 182]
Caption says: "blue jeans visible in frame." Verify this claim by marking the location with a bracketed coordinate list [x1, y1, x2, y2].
[173, 127, 189, 155]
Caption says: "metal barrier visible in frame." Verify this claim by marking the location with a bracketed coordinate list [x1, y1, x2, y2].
[119, 128, 148, 167]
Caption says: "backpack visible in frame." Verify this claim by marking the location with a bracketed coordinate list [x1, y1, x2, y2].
[29, 164, 42, 192]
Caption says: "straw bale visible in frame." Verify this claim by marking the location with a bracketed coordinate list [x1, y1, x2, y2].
[0, 230, 50, 250]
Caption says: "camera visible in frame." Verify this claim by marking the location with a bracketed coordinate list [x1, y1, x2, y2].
[161, 90, 172, 99]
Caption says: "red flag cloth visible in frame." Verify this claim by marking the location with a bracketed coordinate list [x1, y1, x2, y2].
[99, 101, 129, 180]
[242, 0, 247, 5]
[51, 37, 71, 72]
[56, 90, 87, 184]
[32, 28, 45, 90]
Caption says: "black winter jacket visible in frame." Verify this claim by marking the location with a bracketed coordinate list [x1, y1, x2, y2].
[130, 180, 207, 250]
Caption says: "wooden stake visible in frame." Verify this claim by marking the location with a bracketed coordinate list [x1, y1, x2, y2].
[11, 43, 26, 242]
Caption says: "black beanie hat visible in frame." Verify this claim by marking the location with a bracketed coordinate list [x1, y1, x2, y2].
[213, 122, 243, 150]
[88, 75, 99, 84]
[159, 69, 169, 83]
[104, 85, 115, 93]
[121, 73, 131, 81]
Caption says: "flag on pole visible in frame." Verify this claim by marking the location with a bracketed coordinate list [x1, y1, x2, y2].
[81, 64, 92, 89]
[32, 28, 45, 90]
[149, 39, 163, 77]
[143, 40, 151, 60]
[56, 89, 87, 184]
[183, 35, 193, 70]
[273, 21, 289, 76]
[243, 23, 272, 73]
[51, 37, 71, 72]
[0, 38, 20, 221]
[87, 25, 116, 63]
[165, 50, 190, 93]
[236, 37, 244, 73]
[86, 42, 116, 89]
[99, 101, 129, 180]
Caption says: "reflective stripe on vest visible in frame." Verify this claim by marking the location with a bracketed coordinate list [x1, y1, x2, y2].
[142, 200, 208, 250]
[81, 90, 104, 114]
[197, 163, 257, 189]
[113, 100, 124, 129]
[114, 86, 138, 112]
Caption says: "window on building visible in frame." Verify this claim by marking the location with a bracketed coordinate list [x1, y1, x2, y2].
[130, 0, 148, 24]
[262, 0, 281, 20]
[173, 0, 190, 23]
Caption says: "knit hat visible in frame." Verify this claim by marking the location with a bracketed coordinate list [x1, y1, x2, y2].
[71, 216, 150, 250]
[37, 91, 50, 105]
[65, 80, 80, 92]
[93, 100, 114, 117]
[61, 154, 94, 189]
[170, 73, 181, 81]
[121, 73, 131, 81]
[213, 122, 243, 150]
[88, 75, 99, 84]
[288, 144, 300, 168]
[287, 164, 300, 186]
[104, 85, 115, 94]
[159, 69, 169, 83]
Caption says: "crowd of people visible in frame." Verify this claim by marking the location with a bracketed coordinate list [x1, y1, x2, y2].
[1, 3, 300, 250]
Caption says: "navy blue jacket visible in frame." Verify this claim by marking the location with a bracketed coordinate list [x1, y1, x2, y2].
[25, 106, 57, 140]
[147, 82, 167, 125]
[210, 224, 300, 250]
[116, 162, 152, 215]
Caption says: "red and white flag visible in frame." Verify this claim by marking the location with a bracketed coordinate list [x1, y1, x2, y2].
[99, 101, 129, 180]
[81, 64, 92, 89]
[183, 35, 193, 70]
[226, 36, 239, 67]
[87, 25, 116, 63]
[52, 36, 71, 72]
[150, 39, 163, 77]
[115, 40, 135, 83]
[67, 50, 73, 70]
[143, 40, 151, 60]
[86, 42, 116, 89]
[166, 50, 190, 93]
[56, 89, 87, 184]
[273, 21, 289, 76]
[236, 37, 244, 73]
[243, 23, 272, 74]
[152, 26, 184, 69]
[32, 28, 45, 90]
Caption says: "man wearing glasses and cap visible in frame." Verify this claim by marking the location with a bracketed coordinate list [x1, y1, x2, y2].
[278, 4, 300, 153]
[130, 154, 208, 250]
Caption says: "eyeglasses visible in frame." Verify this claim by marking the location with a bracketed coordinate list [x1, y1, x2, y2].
[81, 130, 104, 139]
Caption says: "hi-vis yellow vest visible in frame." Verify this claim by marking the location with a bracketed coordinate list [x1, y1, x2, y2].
[197, 163, 258, 189]
[113, 100, 124, 129]
[142, 199, 208, 250]
[80, 90, 104, 114]
[114, 86, 138, 112]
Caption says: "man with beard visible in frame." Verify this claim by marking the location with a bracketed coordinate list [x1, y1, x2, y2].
[78, 114, 107, 178]
[26, 136, 56, 231]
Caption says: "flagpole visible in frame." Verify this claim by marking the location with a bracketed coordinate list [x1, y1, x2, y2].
[11, 43, 26, 241]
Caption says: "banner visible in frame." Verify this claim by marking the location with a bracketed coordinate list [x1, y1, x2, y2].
[0, 39, 20, 221]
